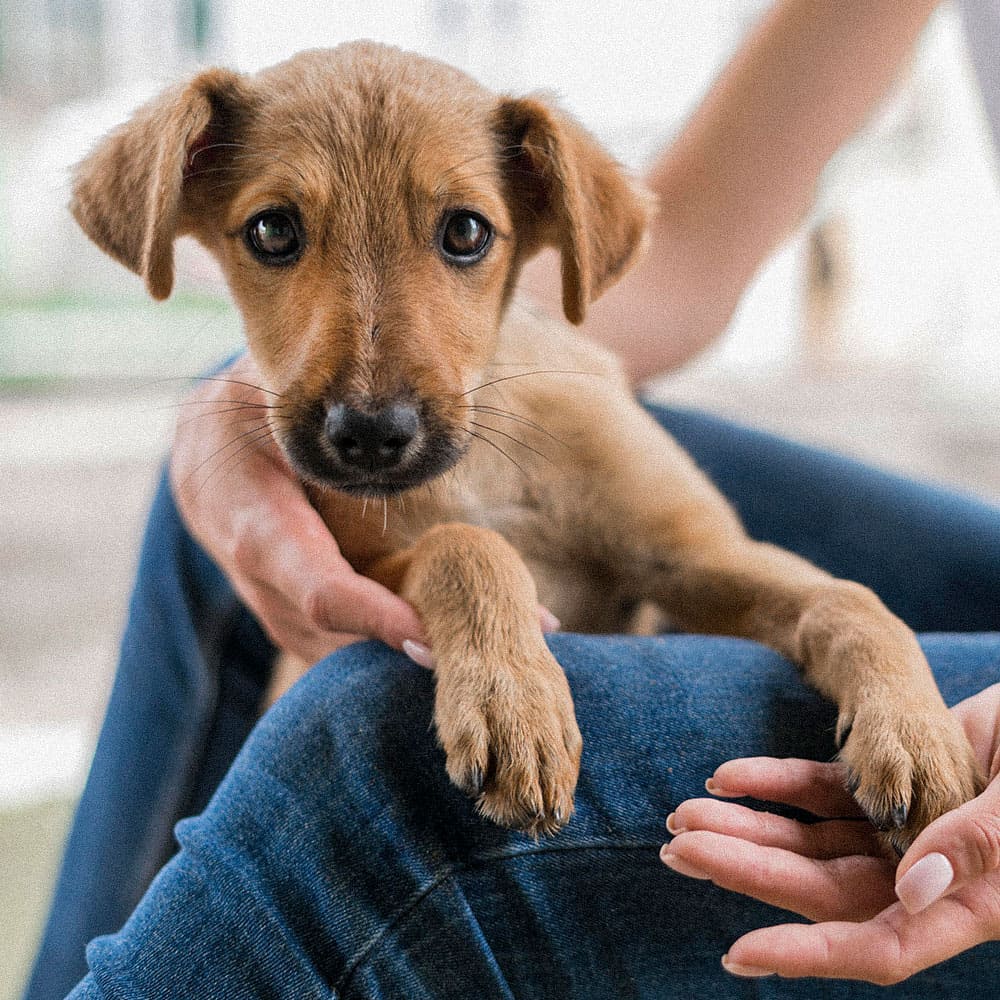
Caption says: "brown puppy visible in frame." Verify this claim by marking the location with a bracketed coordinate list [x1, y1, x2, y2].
[72, 42, 981, 848]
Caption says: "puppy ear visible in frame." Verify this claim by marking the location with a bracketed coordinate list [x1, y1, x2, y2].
[493, 97, 653, 324]
[70, 68, 248, 300]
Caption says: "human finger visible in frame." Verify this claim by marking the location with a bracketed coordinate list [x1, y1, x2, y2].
[286, 558, 426, 653]
[660, 830, 895, 922]
[240, 585, 365, 664]
[950, 683, 1000, 777]
[894, 772, 1000, 914]
[668, 797, 881, 859]
[722, 890, 993, 984]
[708, 757, 864, 818]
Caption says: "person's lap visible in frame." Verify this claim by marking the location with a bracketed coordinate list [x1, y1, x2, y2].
[26, 405, 1000, 998]
[69, 635, 1000, 998]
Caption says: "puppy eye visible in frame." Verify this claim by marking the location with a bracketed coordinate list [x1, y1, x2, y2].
[439, 211, 492, 264]
[244, 210, 303, 265]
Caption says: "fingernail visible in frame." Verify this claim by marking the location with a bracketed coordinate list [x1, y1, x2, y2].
[895, 852, 954, 914]
[665, 812, 685, 835]
[659, 846, 711, 879]
[402, 639, 434, 669]
[705, 778, 739, 797]
[721, 955, 773, 978]
[539, 607, 561, 632]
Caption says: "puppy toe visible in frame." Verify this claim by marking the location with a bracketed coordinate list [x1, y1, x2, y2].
[475, 718, 571, 836]
[477, 760, 547, 834]
[440, 712, 491, 799]
[435, 651, 581, 837]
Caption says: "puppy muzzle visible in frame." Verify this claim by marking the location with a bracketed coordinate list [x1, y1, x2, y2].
[282, 395, 466, 497]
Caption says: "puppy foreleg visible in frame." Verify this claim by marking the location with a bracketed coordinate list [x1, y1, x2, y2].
[646, 537, 983, 853]
[371, 524, 581, 835]
[569, 397, 981, 851]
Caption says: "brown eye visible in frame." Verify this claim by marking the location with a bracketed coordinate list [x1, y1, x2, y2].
[245, 210, 303, 264]
[439, 211, 492, 264]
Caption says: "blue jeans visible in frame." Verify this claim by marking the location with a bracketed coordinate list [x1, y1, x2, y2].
[25, 406, 1000, 999]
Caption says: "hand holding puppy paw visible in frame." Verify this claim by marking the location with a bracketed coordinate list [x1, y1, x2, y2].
[660, 683, 1000, 985]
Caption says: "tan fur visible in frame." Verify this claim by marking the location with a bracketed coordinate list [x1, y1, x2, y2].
[72, 42, 982, 847]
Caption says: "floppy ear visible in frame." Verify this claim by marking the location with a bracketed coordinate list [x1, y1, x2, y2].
[70, 68, 248, 300]
[493, 96, 654, 324]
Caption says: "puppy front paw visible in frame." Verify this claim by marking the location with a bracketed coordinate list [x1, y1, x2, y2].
[434, 645, 582, 837]
[837, 698, 984, 855]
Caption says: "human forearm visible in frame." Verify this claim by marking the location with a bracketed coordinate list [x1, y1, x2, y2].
[530, 0, 943, 383]
[655, 0, 941, 290]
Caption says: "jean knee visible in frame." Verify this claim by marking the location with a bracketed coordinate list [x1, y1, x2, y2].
[245, 641, 441, 800]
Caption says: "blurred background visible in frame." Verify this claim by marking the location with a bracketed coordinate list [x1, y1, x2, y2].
[2, 0, 999, 993]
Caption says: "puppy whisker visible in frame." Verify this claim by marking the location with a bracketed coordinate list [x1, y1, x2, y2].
[166, 398, 284, 410]
[174, 405, 289, 431]
[188, 140, 255, 159]
[188, 426, 278, 500]
[465, 428, 530, 481]
[460, 404, 568, 449]
[462, 369, 596, 397]
[191, 142, 310, 188]
[180, 419, 275, 487]
[435, 148, 522, 186]
[469, 421, 553, 465]
[168, 400, 288, 420]
[151, 375, 286, 399]
[187, 375, 286, 398]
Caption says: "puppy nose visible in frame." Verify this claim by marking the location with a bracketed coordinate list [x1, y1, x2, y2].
[325, 401, 419, 470]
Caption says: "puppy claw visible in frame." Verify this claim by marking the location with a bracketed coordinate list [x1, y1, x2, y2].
[459, 765, 485, 799]
[890, 801, 909, 830]
[853, 787, 910, 834]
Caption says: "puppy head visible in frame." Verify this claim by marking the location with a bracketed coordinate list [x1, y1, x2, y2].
[72, 43, 650, 496]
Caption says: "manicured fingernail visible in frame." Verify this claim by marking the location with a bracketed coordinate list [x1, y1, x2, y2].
[665, 812, 685, 835]
[722, 955, 774, 978]
[539, 607, 561, 632]
[402, 639, 434, 669]
[895, 852, 954, 914]
[659, 846, 710, 879]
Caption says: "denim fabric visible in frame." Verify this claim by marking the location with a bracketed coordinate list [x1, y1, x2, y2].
[25, 405, 1000, 999]
[68, 638, 1000, 998]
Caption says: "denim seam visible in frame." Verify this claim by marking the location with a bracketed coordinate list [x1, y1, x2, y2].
[337, 838, 660, 996]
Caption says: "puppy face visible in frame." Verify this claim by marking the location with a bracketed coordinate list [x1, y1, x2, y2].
[71, 43, 650, 496]
[196, 49, 519, 495]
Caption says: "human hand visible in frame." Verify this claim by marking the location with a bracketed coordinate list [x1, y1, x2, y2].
[169, 357, 560, 665]
[659, 683, 1000, 985]
[169, 356, 427, 663]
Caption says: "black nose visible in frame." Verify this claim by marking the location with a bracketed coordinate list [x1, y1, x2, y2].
[324, 401, 420, 471]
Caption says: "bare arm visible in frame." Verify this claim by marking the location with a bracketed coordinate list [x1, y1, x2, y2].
[522, 0, 943, 383]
